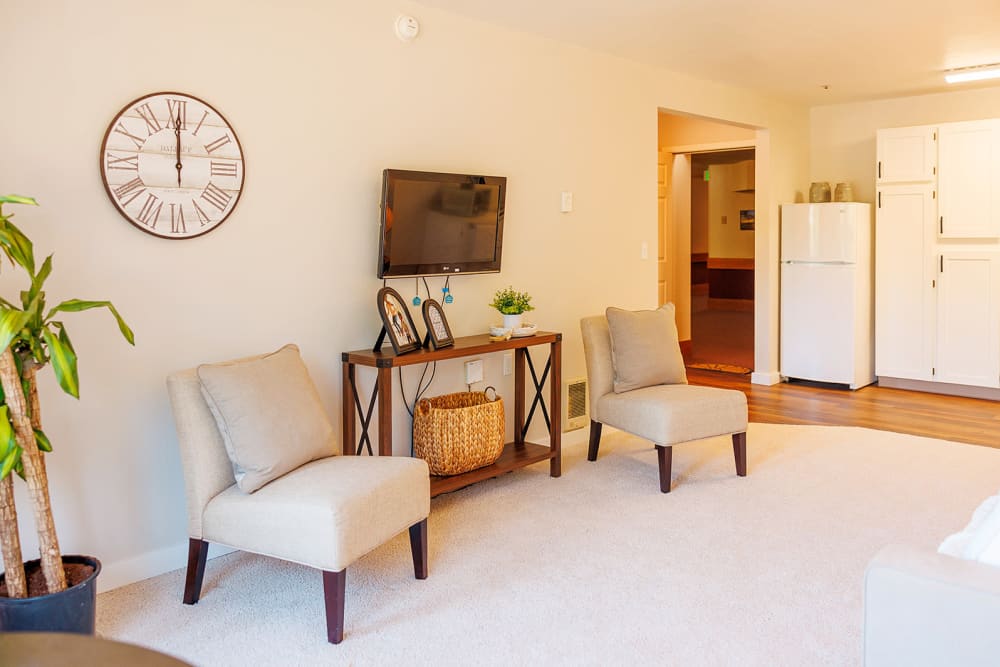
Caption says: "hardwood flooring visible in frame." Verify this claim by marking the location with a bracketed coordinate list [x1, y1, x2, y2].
[687, 369, 1000, 449]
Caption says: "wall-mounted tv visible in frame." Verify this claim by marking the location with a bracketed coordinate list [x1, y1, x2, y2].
[378, 169, 506, 278]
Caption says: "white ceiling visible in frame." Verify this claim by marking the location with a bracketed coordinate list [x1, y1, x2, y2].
[414, 0, 1000, 105]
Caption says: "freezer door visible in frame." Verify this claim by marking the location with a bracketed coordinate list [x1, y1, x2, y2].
[780, 262, 856, 384]
[781, 203, 858, 264]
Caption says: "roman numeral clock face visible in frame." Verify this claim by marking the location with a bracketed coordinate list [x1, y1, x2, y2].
[100, 92, 244, 239]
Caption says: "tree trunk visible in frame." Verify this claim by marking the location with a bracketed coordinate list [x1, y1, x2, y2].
[0, 348, 64, 593]
[0, 473, 26, 597]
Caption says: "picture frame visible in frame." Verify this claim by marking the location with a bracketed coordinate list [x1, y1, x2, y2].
[376, 286, 422, 355]
[739, 209, 755, 231]
[421, 299, 454, 349]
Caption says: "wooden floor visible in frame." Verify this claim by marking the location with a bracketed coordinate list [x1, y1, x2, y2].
[688, 369, 1000, 449]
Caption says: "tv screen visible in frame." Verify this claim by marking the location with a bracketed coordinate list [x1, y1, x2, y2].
[378, 169, 506, 278]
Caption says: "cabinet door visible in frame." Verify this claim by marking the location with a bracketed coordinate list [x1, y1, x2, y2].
[877, 126, 937, 184]
[935, 252, 1000, 388]
[875, 185, 936, 380]
[938, 120, 1000, 238]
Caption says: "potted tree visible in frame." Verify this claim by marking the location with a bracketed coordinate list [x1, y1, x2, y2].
[488, 286, 534, 332]
[0, 194, 134, 633]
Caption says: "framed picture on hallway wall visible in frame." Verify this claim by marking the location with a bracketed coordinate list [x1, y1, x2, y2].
[740, 209, 755, 231]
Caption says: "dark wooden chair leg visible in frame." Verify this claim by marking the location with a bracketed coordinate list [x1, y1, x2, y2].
[587, 420, 603, 461]
[183, 538, 209, 605]
[323, 569, 347, 644]
[732, 432, 747, 477]
[409, 519, 428, 580]
[656, 445, 673, 493]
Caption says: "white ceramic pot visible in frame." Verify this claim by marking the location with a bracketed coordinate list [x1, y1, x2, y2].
[502, 313, 523, 331]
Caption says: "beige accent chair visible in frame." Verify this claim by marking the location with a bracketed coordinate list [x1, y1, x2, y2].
[166, 351, 430, 644]
[580, 312, 748, 492]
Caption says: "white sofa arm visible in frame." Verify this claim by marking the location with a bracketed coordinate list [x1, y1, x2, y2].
[864, 544, 1000, 666]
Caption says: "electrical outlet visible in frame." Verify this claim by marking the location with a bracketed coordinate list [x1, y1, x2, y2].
[503, 352, 513, 376]
[465, 359, 484, 385]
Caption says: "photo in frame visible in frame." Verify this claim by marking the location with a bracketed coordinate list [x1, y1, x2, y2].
[376, 286, 422, 355]
[421, 299, 454, 349]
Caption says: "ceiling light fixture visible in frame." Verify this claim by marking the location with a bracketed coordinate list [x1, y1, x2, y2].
[945, 63, 1000, 84]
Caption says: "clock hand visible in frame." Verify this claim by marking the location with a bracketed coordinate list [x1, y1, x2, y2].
[175, 113, 182, 187]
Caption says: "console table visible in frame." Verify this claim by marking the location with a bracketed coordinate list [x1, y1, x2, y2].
[341, 332, 561, 497]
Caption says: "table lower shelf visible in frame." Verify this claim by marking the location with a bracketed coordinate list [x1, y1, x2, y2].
[430, 441, 555, 497]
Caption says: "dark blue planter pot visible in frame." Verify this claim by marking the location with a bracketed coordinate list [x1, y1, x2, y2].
[0, 555, 101, 634]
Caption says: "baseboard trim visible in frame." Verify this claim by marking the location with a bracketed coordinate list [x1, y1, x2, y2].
[98, 540, 236, 593]
[751, 370, 782, 386]
[877, 376, 1000, 402]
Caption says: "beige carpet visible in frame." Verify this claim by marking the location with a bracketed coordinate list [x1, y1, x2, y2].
[97, 424, 1000, 666]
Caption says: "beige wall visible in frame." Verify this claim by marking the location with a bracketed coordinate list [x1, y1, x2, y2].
[658, 113, 756, 149]
[811, 86, 1000, 206]
[2, 0, 808, 588]
[707, 163, 755, 259]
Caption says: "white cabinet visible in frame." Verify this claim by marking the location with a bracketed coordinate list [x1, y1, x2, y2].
[877, 126, 937, 184]
[875, 118, 1000, 392]
[935, 252, 1000, 387]
[938, 120, 1000, 238]
[875, 185, 936, 380]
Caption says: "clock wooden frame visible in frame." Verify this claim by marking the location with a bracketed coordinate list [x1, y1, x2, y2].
[99, 91, 245, 239]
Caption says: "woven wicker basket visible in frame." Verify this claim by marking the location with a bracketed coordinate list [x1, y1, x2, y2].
[413, 389, 505, 476]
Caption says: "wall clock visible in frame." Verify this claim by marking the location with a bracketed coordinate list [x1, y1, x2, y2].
[100, 92, 245, 239]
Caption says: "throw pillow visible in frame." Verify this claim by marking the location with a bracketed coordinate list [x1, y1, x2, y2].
[197, 344, 336, 493]
[606, 303, 687, 393]
[938, 493, 1000, 566]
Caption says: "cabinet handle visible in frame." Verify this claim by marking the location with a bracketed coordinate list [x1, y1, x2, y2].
[940, 216, 943, 234]
[940, 255, 943, 272]
[878, 161, 882, 179]
[877, 192, 881, 208]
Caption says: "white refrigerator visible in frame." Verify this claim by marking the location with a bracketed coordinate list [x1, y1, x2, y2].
[780, 202, 875, 389]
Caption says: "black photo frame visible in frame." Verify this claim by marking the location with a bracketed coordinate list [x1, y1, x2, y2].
[376, 287, 422, 355]
[421, 299, 454, 349]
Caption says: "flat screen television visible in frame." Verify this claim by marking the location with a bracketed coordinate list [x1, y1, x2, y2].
[378, 169, 506, 278]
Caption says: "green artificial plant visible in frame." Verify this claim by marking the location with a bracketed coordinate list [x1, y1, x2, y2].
[488, 286, 534, 315]
[0, 194, 134, 599]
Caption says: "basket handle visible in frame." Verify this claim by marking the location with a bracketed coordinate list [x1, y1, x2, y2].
[484, 385, 499, 402]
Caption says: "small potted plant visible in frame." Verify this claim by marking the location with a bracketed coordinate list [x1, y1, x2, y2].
[0, 194, 134, 634]
[489, 286, 534, 331]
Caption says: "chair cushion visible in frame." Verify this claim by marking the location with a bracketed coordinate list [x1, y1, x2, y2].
[597, 384, 747, 445]
[197, 344, 336, 493]
[606, 304, 687, 393]
[202, 455, 430, 572]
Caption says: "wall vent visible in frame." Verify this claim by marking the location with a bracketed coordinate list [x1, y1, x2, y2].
[564, 377, 588, 431]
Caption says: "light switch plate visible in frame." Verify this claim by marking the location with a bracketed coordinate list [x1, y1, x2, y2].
[560, 191, 573, 213]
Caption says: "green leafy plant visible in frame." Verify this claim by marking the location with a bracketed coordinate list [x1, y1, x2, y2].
[0, 194, 134, 599]
[488, 286, 534, 315]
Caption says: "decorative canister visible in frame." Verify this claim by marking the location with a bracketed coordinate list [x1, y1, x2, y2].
[809, 182, 832, 203]
[834, 182, 854, 202]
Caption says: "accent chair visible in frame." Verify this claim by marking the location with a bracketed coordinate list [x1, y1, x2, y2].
[580, 305, 749, 492]
[166, 345, 430, 644]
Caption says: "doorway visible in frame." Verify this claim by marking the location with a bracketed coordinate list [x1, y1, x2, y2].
[657, 111, 756, 374]
[687, 150, 755, 372]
